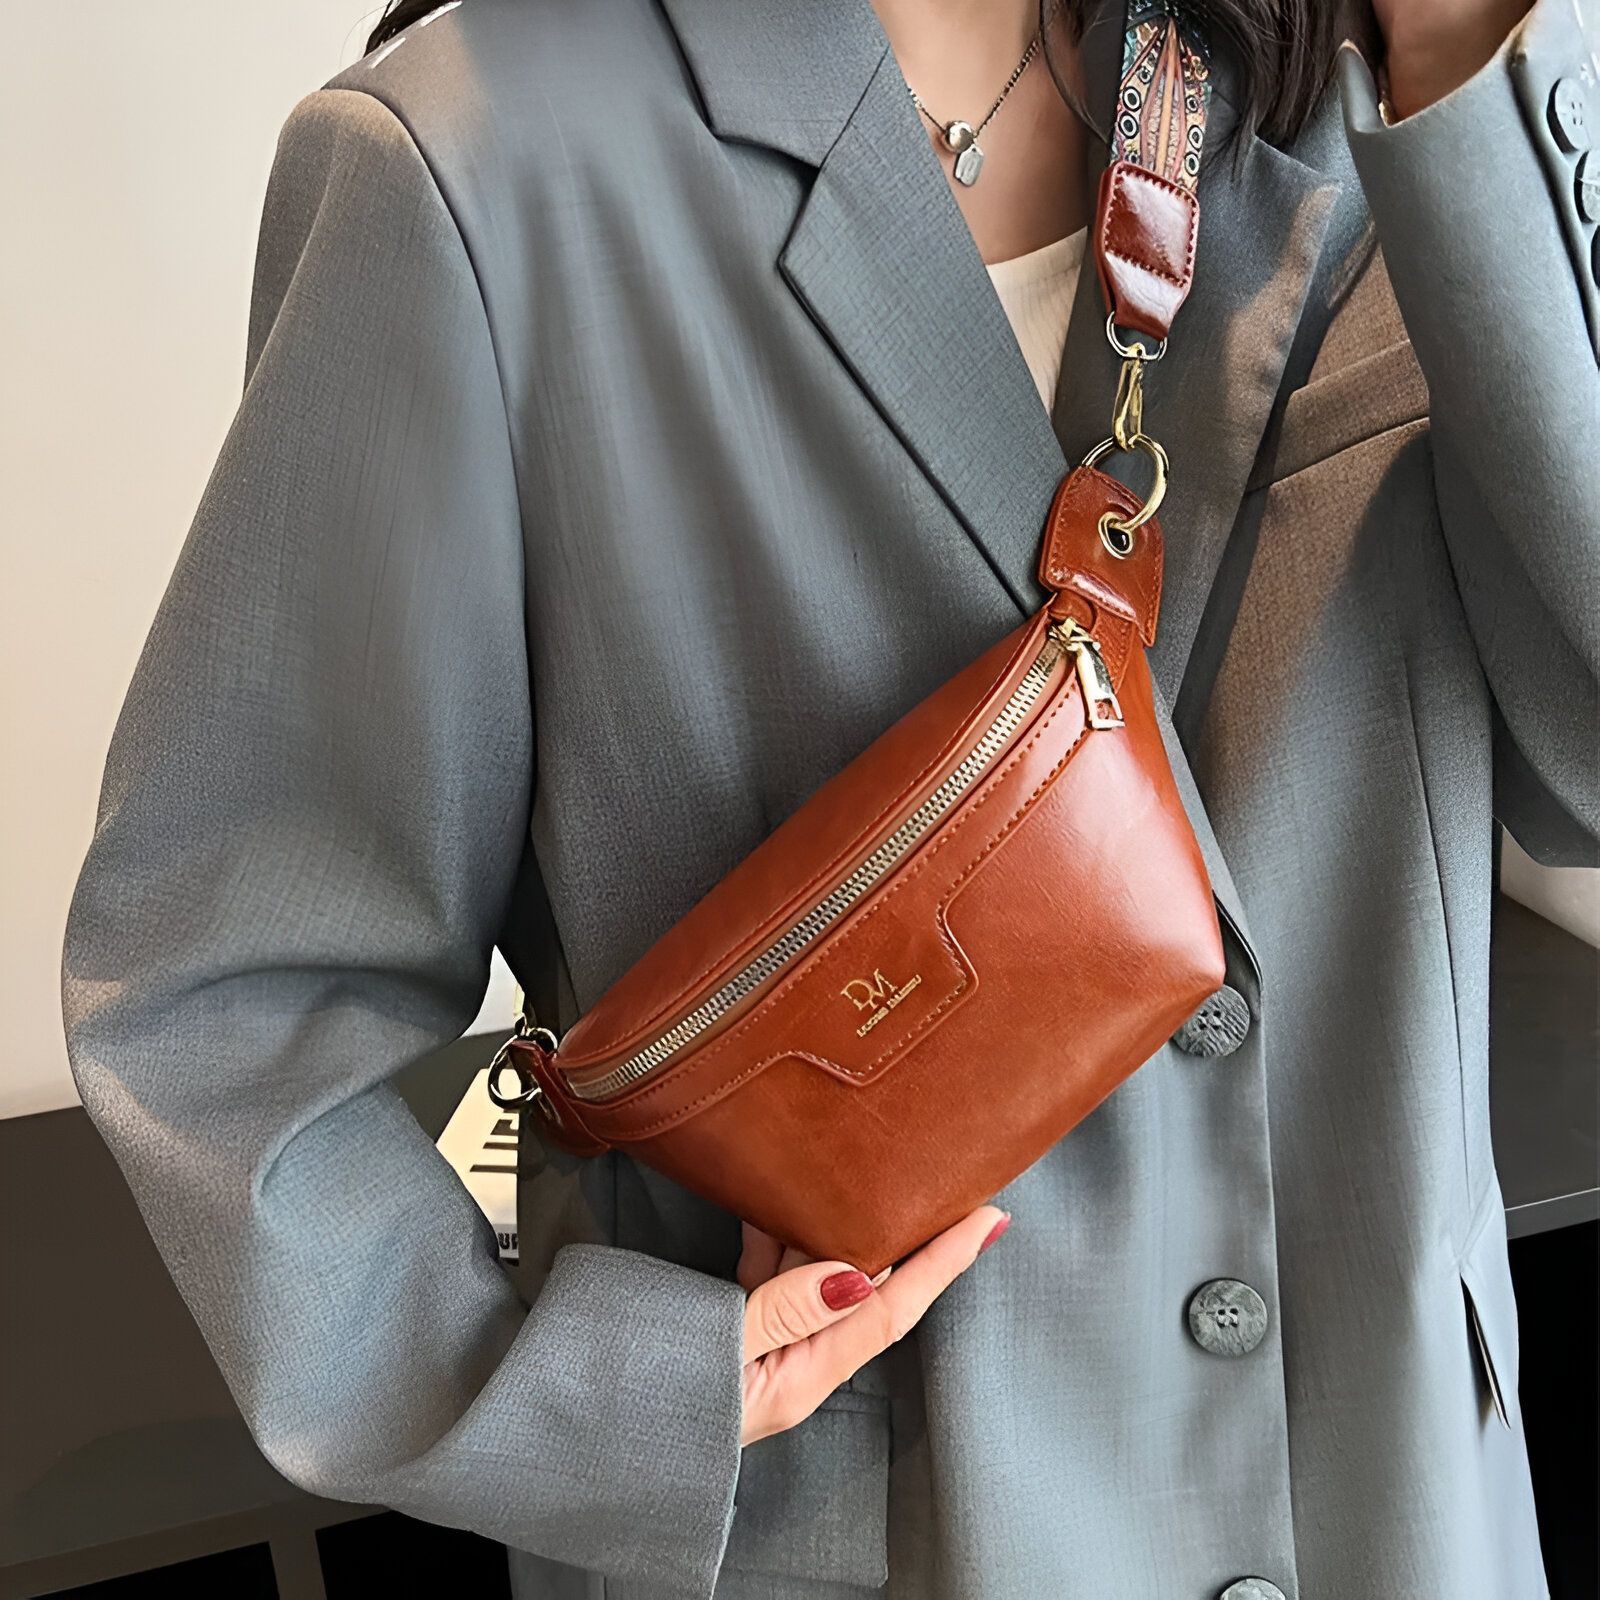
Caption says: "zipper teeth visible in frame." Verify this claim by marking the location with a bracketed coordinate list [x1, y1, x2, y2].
[564, 629, 1069, 1104]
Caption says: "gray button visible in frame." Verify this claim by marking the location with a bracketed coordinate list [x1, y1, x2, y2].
[1549, 78, 1592, 153]
[1171, 984, 1251, 1057]
[1577, 151, 1600, 223]
[1220, 1582, 1288, 1600]
[1188, 1278, 1269, 1356]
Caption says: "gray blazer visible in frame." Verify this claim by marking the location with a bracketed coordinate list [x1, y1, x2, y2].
[61, 0, 1599, 1596]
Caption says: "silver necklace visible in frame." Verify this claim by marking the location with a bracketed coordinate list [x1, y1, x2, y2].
[906, 0, 1060, 187]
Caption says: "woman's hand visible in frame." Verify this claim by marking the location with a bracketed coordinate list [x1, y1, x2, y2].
[736, 1205, 1011, 1447]
[1371, 0, 1532, 119]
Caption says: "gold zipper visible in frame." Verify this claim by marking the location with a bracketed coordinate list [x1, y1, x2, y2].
[563, 618, 1118, 1104]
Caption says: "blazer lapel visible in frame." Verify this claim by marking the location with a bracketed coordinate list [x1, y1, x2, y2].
[777, 53, 1071, 616]
[660, 0, 1067, 617]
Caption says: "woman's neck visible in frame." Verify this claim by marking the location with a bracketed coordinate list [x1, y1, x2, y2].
[868, 0, 1091, 264]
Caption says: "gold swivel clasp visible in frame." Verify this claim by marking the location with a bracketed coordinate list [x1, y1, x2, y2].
[1083, 317, 1171, 558]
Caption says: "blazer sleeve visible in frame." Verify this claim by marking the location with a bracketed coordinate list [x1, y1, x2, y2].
[59, 87, 745, 1596]
[1336, 2, 1600, 866]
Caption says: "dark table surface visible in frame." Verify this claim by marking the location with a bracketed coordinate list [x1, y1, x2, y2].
[1490, 896, 1599, 1237]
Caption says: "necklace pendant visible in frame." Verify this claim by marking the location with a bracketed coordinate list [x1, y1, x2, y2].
[953, 141, 985, 186]
[941, 119, 976, 153]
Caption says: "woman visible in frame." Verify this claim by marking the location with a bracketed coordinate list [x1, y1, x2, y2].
[61, 0, 1596, 1594]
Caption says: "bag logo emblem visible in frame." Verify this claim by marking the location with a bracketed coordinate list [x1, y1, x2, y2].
[841, 968, 923, 1036]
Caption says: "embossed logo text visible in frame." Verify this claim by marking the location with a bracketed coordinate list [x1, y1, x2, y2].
[841, 967, 923, 1036]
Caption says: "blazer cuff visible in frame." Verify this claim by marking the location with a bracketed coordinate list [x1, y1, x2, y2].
[489, 1242, 746, 1596]
[1336, 0, 1600, 366]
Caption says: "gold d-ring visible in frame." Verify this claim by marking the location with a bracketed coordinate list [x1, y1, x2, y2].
[1080, 432, 1170, 556]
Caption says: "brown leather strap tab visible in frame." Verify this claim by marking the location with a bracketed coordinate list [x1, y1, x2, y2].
[1038, 464, 1164, 646]
[1095, 5, 1211, 341]
[1093, 159, 1199, 344]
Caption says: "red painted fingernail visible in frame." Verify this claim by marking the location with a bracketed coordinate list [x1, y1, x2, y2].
[820, 1269, 874, 1310]
[979, 1213, 1012, 1253]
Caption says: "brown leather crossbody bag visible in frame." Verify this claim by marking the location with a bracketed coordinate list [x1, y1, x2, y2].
[490, 9, 1224, 1277]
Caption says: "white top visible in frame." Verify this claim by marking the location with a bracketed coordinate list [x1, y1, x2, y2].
[985, 225, 1087, 416]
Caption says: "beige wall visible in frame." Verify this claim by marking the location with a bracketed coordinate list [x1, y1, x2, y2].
[3, 3, 517, 1119]
[4, 5, 1592, 1122]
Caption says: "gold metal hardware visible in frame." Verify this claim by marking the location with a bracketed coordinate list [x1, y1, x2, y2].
[562, 608, 1137, 1106]
[1050, 617, 1125, 729]
[1079, 432, 1170, 554]
[1104, 312, 1167, 363]
[1111, 354, 1145, 452]
[1094, 309, 1172, 554]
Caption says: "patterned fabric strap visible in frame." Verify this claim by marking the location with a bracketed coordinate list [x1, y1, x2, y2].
[1092, 3, 1212, 344]
[1111, 3, 1213, 192]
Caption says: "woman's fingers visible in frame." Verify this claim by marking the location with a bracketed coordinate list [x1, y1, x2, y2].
[735, 1221, 785, 1292]
[767, 1206, 1008, 1398]
[777, 1243, 812, 1275]
[736, 1222, 818, 1292]
[742, 1257, 885, 1364]
[738, 1205, 1010, 1445]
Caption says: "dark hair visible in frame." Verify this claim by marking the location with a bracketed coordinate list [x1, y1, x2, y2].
[365, 0, 1378, 148]
[366, 0, 446, 53]
[1043, 0, 1380, 150]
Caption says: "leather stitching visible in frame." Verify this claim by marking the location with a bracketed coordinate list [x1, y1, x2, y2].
[1046, 547, 1159, 643]
[589, 658, 1103, 1135]
[937, 684, 1101, 916]
[559, 622, 1048, 1067]
[1041, 473, 1164, 644]
[814, 676, 1105, 1085]
[787, 900, 971, 1082]
[1103, 249, 1187, 291]
[1098, 165, 1198, 290]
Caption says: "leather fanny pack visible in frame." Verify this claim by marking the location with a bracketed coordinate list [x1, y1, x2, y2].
[490, 7, 1224, 1278]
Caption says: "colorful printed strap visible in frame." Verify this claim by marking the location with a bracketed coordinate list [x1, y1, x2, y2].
[1094, 3, 1213, 347]
[1112, 4, 1212, 192]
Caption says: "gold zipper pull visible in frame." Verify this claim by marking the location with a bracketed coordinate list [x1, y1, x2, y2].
[1051, 619, 1124, 730]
